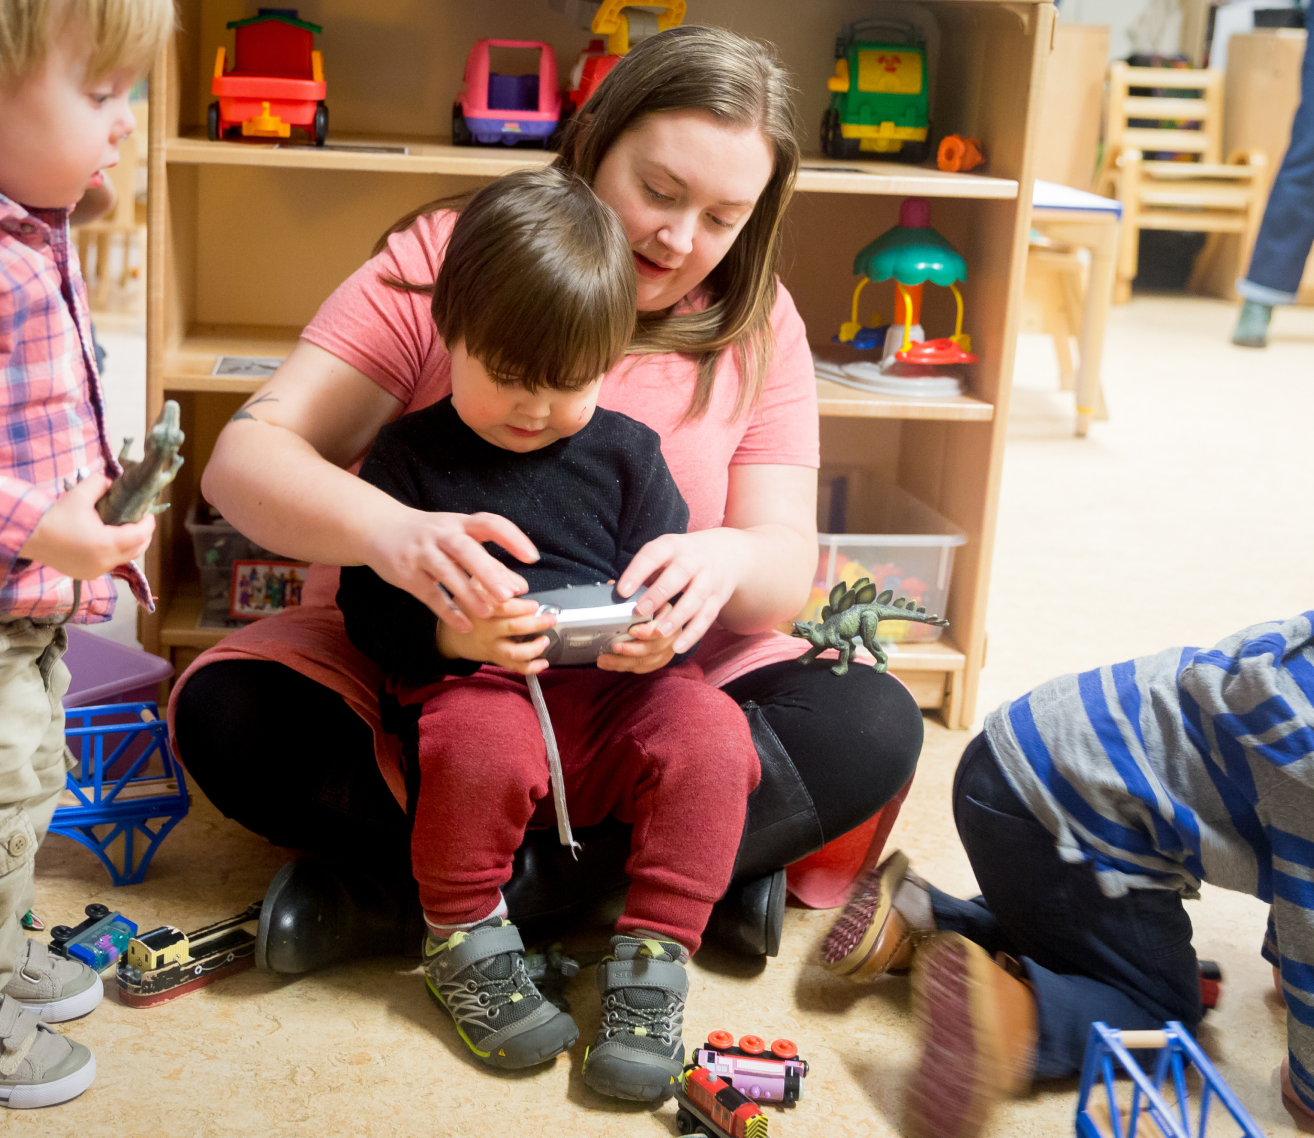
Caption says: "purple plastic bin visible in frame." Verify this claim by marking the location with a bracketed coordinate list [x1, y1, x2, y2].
[63, 626, 174, 709]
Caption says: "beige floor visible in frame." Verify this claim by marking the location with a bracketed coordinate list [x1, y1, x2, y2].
[14, 295, 1314, 1136]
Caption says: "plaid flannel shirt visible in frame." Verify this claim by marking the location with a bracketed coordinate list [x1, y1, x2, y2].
[0, 191, 152, 621]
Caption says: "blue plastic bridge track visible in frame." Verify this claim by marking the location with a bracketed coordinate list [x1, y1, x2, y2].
[50, 701, 190, 887]
[1076, 1022, 1262, 1138]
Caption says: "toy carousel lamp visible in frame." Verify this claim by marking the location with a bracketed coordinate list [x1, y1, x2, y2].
[844, 197, 978, 365]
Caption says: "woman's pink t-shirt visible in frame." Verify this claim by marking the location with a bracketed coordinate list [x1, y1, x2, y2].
[168, 210, 820, 805]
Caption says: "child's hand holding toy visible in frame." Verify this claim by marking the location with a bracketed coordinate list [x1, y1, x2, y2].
[438, 594, 557, 676]
[19, 473, 156, 579]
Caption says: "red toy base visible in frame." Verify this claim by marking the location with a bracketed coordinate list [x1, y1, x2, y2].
[895, 337, 978, 365]
[117, 957, 254, 1008]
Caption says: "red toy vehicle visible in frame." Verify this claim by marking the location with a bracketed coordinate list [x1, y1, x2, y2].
[208, 9, 327, 147]
[675, 1064, 768, 1138]
[452, 39, 561, 148]
[562, 0, 686, 115]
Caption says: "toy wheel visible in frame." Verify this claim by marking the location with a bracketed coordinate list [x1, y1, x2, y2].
[738, 1034, 765, 1054]
[313, 102, 328, 147]
[821, 108, 860, 160]
[899, 136, 932, 165]
[207, 101, 220, 141]
[675, 1107, 697, 1134]
[451, 103, 473, 146]
[49, 925, 73, 942]
[85, 903, 110, 919]
[707, 1029, 734, 1050]
[771, 1037, 798, 1059]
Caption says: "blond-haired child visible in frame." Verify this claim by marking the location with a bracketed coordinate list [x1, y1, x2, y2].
[0, 0, 172, 1109]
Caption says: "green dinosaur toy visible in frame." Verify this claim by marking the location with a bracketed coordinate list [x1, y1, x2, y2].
[96, 400, 185, 525]
[791, 577, 948, 676]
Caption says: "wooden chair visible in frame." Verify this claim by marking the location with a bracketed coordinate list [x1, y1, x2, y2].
[1096, 63, 1267, 304]
[74, 126, 146, 310]
[1022, 235, 1109, 429]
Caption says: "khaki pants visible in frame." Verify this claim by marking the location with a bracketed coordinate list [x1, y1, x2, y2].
[0, 621, 73, 990]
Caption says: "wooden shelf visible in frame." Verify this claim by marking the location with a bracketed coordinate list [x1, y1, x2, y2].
[164, 325, 995, 420]
[159, 586, 231, 650]
[883, 638, 966, 672]
[816, 377, 994, 421]
[166, 133, 1018, 198]
[162, 325, 301, 393]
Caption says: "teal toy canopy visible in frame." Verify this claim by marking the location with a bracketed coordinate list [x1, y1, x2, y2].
[853, 226, 967, 286]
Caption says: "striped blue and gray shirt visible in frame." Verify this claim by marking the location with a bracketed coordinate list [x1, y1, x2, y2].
[985, 611, 1314, 1107]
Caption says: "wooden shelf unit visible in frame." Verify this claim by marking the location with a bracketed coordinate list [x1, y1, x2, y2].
[147, 0, 1054, 726]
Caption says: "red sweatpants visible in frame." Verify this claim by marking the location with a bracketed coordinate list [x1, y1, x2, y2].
[410, 662, 759, 953]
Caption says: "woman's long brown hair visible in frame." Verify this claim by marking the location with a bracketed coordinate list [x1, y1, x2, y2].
[374, 25, 800, 420]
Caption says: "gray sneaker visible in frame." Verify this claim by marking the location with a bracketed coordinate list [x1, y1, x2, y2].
[582, 933, 688, 1101]
[0, 995, 95, 1109]
[4, 939, 102, 1023]
[423, 917, 578, 1069]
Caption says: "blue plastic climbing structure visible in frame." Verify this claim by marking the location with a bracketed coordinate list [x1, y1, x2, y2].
[50, 701, 190, 886]
[1076, 1021, 1263, 1138]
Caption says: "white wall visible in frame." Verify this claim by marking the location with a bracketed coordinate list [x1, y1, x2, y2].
[1057, 0, 1187, 60]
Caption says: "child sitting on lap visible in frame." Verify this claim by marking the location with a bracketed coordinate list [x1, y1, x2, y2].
[0, 0, 171, 1109]
[337, 167, 760, 1102]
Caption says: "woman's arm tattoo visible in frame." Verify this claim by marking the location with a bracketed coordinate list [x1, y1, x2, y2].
[230, 393, 279, 422]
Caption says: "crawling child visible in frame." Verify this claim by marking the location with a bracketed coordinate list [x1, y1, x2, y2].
[337, 167, 760, 1101]
[823, 609, 1314, 1137]
[0, 0, 172, 1108]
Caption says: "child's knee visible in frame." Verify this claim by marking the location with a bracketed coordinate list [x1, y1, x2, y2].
[416, 688, 543, 786]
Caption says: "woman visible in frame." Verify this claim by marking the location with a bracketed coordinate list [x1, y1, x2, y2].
[170, 25, 924, 970]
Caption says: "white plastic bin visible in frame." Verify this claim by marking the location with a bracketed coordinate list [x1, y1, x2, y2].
[800, 484, 966, 642]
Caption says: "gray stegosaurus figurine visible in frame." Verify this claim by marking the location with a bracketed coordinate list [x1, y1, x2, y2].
[792, 577, 948, 676]
[96, 400, 184, 525]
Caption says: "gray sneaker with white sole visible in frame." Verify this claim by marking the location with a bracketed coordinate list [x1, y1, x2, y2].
[423, 917, 579, 1069]
[3, 939, 103, 1023]
[582, 933, 688, 1101]
[0, 995, 95, 1109]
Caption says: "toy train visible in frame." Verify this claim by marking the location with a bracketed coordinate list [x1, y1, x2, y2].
[116, 902, 262, 1008]
[675, 1064, 768, 1138]
[692, 1031, 808, 1106]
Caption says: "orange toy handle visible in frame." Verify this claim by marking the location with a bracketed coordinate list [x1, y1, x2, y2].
[937, 135, 984, 173]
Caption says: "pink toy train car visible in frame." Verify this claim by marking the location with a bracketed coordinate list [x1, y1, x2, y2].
[692, 1031, 809, 1106]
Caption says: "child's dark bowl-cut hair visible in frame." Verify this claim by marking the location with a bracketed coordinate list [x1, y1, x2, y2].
[431, 167, 637, 392]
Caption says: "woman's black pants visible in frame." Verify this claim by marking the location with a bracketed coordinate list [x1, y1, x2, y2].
[174, 657, 923, 901]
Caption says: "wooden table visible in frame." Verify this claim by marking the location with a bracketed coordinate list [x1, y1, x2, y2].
[1032, 183, 1122, 437]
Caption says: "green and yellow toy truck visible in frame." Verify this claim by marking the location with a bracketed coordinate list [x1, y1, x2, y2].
[821, 20, 930, 164]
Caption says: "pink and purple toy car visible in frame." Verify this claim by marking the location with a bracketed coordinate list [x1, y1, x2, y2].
[452, 39, 562, 148]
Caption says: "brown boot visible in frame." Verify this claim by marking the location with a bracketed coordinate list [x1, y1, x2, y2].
[821, 851, 936, 980]
[904, 933, 1038, 1138]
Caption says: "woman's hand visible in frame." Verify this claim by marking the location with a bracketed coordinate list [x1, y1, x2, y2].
[438, 596, 557, 676]
[598, 602, 681, 674]
[614, 530, 746, 655]
[365, 504, 540, 633]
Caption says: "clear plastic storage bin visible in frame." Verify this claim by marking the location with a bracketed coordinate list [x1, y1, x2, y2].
[800, 484, 966, 642]
[185, 499, 279, 626]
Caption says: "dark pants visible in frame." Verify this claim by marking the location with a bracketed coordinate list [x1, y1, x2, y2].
[173, 657, 923, 894]
[932, 734, 1202, 1079]
[1241, 33, 1314, 302]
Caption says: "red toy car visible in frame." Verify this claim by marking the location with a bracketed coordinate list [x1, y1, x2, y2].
[208, 9, 327, 147]
[452, 39, 561, 148]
